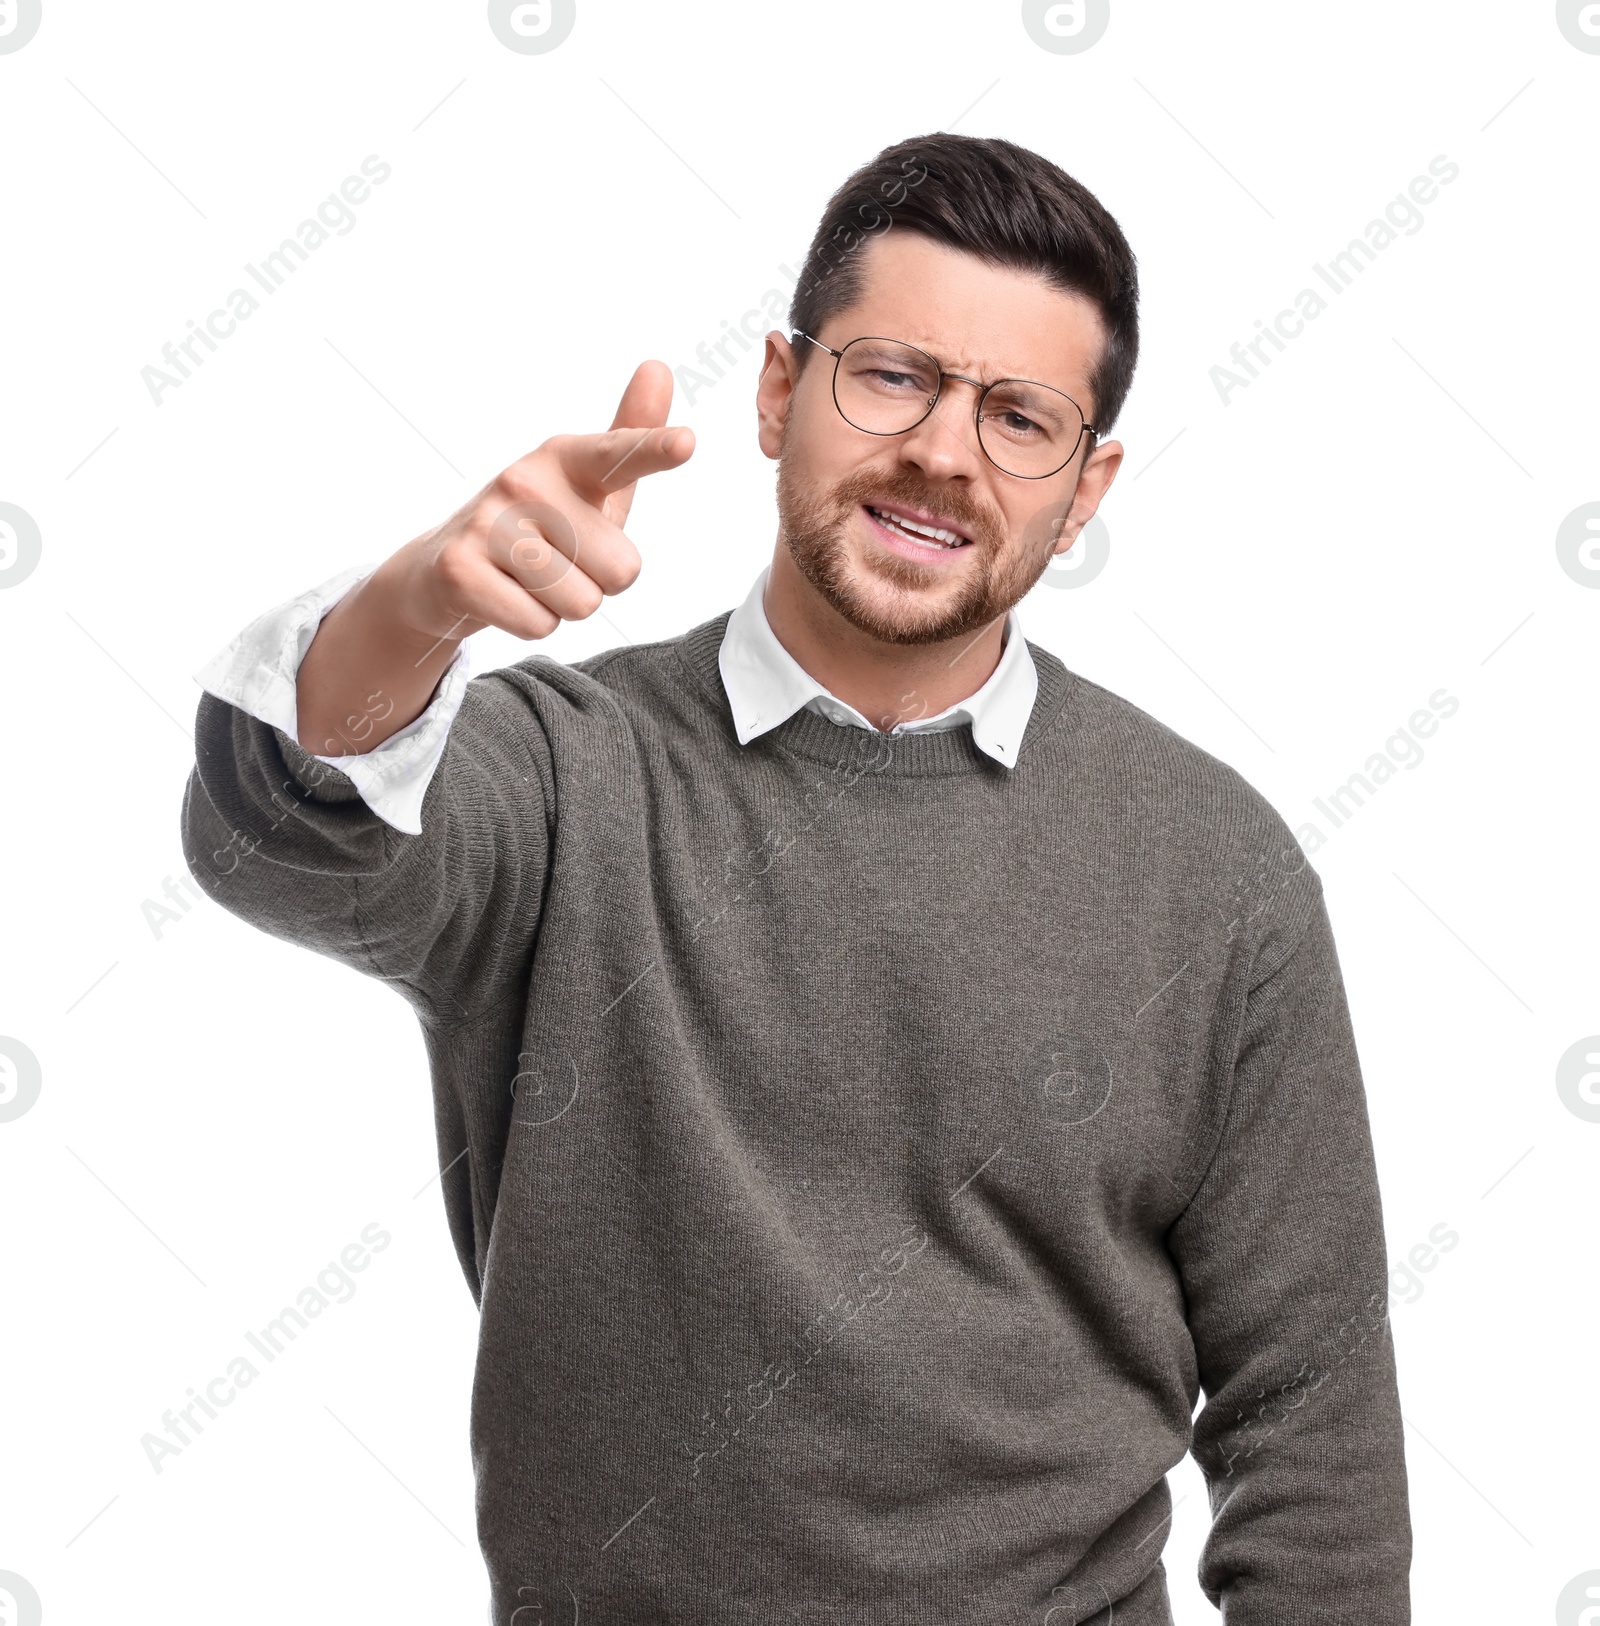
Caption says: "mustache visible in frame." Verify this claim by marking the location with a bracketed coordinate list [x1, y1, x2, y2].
[824, 467, 1007, 549]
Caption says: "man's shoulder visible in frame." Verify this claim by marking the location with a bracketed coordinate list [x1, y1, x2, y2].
[1035, 648, 1323, 975]
[467, 610, 731, 729]
[564, 610, 730, 690]
[1030, 641, 1306, 860]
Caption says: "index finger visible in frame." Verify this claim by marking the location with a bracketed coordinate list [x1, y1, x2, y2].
[557, 423, 695, 497]
[610, 358, 675, 432]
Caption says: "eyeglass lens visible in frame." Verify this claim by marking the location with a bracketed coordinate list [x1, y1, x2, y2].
[831, 337, 1084, 477]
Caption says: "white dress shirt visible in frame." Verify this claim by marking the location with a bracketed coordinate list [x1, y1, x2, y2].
[194, 562, 1039, 836]
[718, 566, 1037, 761]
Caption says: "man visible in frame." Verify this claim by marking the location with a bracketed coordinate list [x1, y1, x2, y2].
[183, 134, 1410, 1623]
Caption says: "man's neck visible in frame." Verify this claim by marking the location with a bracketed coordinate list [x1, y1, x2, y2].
[761, 544, 1008, 731]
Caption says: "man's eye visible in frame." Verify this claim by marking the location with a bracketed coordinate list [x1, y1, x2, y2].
[871, 370, 921, 390]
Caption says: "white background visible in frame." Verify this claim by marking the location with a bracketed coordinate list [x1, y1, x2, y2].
[1, 2, 1597, 1621]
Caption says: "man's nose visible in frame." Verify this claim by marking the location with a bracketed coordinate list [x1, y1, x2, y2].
[895, 380, 986, 479]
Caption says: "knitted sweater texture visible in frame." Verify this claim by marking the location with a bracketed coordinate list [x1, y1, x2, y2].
[181, 611, 1410, 1624]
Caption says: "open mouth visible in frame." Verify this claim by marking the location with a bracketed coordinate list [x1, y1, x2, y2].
[864, 503, 973, 551]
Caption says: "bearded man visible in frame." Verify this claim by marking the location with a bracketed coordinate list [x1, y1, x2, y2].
[184, 133, 1411, 1625]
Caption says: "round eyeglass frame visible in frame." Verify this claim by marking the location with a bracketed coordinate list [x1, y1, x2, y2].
[793, 331, 1097, 480]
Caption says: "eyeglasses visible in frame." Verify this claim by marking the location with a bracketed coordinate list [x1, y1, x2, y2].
[793, 331, 1096, 480]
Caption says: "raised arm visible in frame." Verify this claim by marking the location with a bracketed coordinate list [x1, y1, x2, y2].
[181, 360, 694, 1026]
[295, 360, 693, 757]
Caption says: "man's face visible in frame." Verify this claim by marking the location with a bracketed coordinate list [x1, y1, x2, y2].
[756, 231, 1122, 646]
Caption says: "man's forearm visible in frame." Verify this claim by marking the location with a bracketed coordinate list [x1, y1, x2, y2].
[296, 559, 462, 756]
[295, 362, 689, 756]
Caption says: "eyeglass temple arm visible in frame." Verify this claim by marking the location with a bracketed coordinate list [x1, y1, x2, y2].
[793, 331, 839, 358]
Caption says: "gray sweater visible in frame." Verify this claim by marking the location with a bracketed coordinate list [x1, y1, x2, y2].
[181, 610, 1410, 1624]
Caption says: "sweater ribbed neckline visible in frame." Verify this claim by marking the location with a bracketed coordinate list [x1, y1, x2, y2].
[674, 609, 1079, 778]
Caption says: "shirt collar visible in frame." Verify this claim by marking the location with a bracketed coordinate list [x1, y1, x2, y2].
[717, 565, 1039, 770]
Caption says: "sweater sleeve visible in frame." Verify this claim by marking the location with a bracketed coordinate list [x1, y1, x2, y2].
[178, 668, 554, 1029]
[1169, 888, 1412, 1622]
[190, 563, 476, 835]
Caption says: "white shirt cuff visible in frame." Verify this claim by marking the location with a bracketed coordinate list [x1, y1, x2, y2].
[193, 563, 473, 836]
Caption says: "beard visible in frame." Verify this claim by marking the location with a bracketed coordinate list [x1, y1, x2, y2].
[775, 451, 1064, 647]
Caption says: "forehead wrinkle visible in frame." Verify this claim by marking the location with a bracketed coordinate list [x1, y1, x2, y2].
[838, 231, 1104, 374]
[843, 329, 1043, 392]
[832, 271, 1103, 403]
[890, 332, 1089, 401]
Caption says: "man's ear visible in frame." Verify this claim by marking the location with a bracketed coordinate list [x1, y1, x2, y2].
[1051, 437, 1123, 554]
[756, 331, 799, 461]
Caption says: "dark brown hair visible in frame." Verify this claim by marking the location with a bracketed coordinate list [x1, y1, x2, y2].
[789, 133, 1140, 436]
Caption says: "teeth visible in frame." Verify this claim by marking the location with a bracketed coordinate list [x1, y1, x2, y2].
[869, 506, 966, 548]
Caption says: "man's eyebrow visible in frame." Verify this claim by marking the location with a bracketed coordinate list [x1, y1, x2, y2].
[846, 325, 1085, 394]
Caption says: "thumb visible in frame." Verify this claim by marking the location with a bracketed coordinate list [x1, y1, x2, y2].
[610, 359, 675, 431]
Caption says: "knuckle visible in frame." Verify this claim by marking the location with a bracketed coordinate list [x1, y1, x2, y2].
[590, 537, 641, 593]
[491, 467, 531, 504]
[493, 455, 553, 505]
[433, 543, 477, 594]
